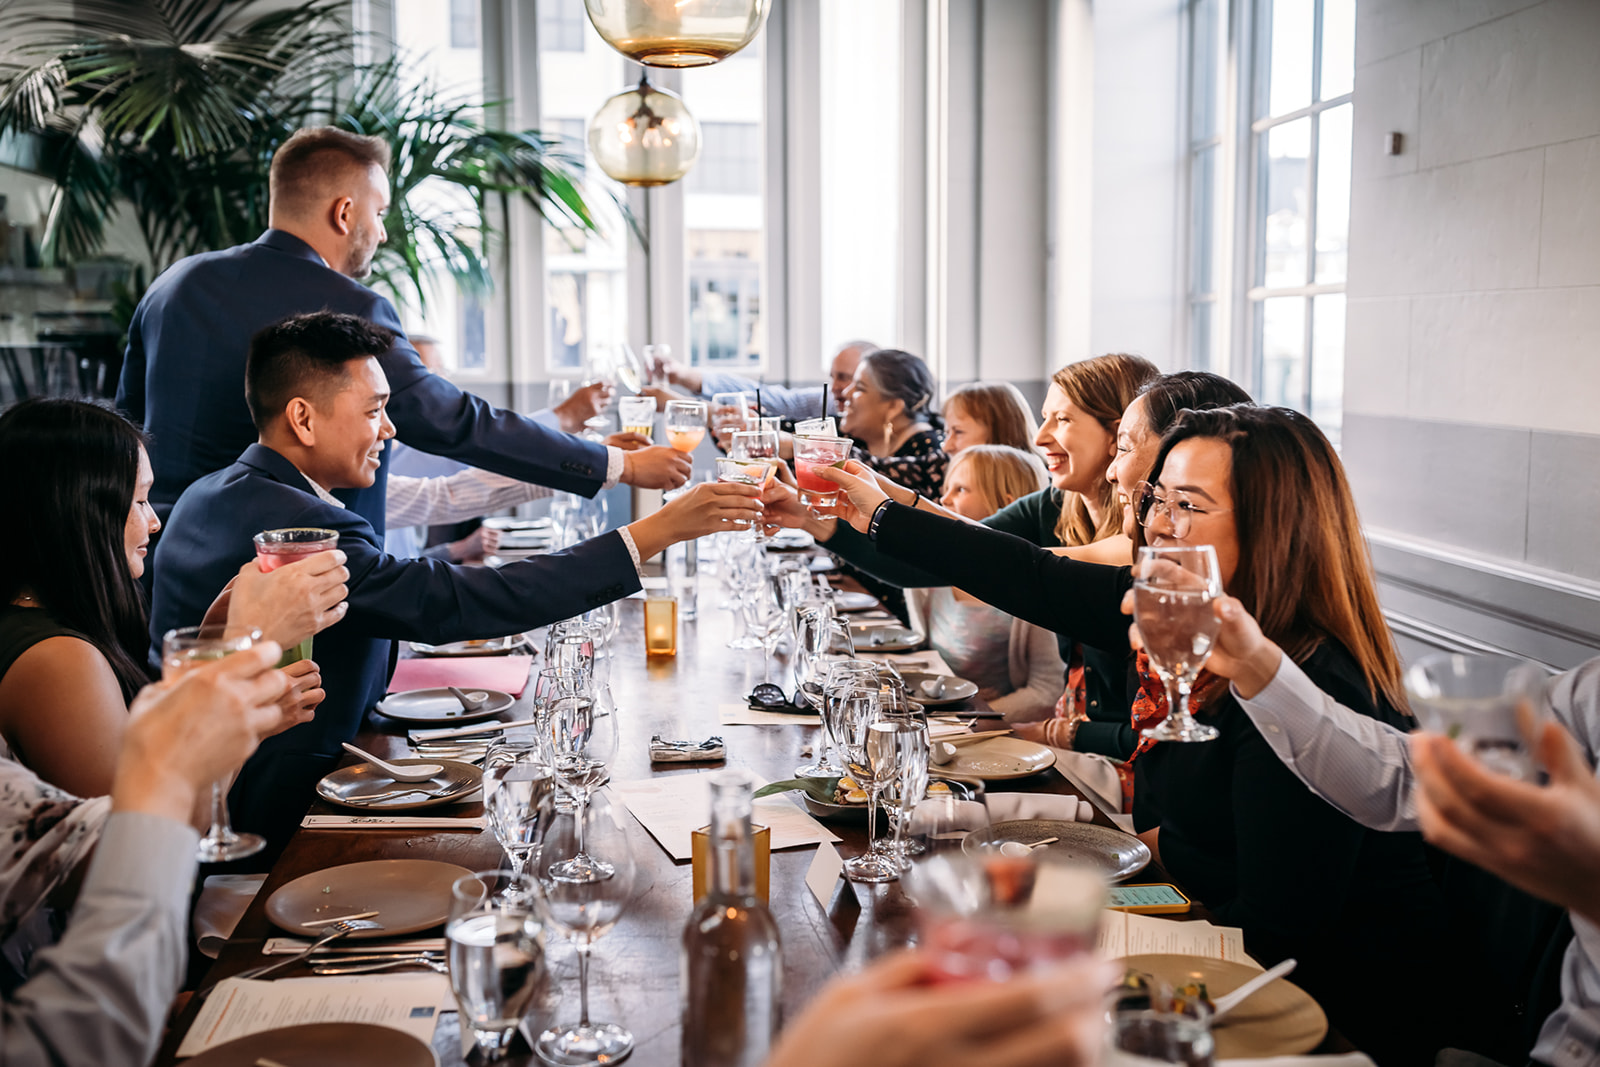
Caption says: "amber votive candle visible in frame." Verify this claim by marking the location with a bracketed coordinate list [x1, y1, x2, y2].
[644, 596, 678, 656]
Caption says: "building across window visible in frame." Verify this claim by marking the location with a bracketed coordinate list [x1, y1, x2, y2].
[688, 122, 761, 196]
[449, 0, 479, 50]
[540, 0, 587, 53]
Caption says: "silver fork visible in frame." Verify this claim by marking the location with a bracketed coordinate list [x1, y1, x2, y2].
[311, 956, 449, 976]
[203, 918, 386, 993]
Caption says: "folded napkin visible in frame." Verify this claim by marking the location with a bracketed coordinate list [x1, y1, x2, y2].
[388, 654, 533, 697]
[300, 813, 486, 831]
[1218, 1057, 1376, 1067]
[193, 873, 267, 958]
[984, 791, 1094, 823]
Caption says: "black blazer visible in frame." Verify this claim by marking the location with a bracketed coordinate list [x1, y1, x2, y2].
[150, 443, 640, 849]
[117, 229, 609, 533]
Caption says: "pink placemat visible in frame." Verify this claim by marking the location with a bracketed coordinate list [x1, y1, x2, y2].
[388, 655, 534, 697]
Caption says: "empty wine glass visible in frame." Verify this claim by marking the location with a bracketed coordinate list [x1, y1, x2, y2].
[836, 686, 908, 884]
[162, 624, 265, 863]
[710, 391, 753, 451]
[1133, 545, 1223, 743]
[448, 869, 546, 1062]
[534, 790, 638, 1066]
[874, 714, 929, 873]
[746, 571, 787, 683]
[483, 739, 556, 884]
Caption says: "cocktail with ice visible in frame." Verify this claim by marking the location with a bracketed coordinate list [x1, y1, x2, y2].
[794, 435, 853, 511]
[253, 528, 338, 663]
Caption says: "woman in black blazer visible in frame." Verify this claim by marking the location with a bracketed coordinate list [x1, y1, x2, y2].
[811, 405, 1464, 1065]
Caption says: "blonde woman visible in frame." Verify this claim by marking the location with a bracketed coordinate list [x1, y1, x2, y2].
[907, 446, 1065, 721]
[939, 382, 1038, 456]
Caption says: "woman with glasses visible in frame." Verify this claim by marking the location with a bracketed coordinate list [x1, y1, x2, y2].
[811, 405, 1462, 1065]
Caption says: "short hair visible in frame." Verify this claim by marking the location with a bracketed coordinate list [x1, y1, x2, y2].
[269, 127, 392, 216]
[246, 312, 396, 431]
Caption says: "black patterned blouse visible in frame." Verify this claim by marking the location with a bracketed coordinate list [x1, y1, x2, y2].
[852, 428, 948, 499]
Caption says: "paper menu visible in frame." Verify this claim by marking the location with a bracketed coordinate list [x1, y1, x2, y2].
[719, 703, 822, 726]
[176, 973, 451, 1056]
[1098, 911, 1260, 967]
[612, 772, 840, 861]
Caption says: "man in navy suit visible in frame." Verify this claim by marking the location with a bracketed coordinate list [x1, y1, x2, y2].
[117, 126, 690, 531]
[151, 312, 761, 851]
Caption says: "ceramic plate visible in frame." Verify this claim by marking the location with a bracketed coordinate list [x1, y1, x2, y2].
[965, 819, 1150, 881]
[266, 859, 473, 939]
[185, 1023, 438, 1067]
[766, 529, 816, 551]
[407, 635, 528, 657]
[847, 619, 921, 652]
[938, 736, 1056, 781]
[1119, 955, 1328, 1058]
[374, 687, 514, 725]
[902, 671, 979, 706]
[801, 776, 985, 824]
[316, 758, 482, 812]
[831, 591, 880, 612]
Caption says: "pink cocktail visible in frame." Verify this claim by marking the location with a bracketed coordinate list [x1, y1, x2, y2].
[252, 528, 339, 662]
[794, 436, 853, 510]
[668, 427, 706, 452]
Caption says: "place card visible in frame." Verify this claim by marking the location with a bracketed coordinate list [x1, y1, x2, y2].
[1098, 911, 1259, 967]
[804, 843, 846, 907]
[177, 973, 451, 1056]
[719, 703, 821, 726]
[612, 772, 840, 861]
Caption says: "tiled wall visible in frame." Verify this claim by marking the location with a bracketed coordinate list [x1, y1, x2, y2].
[1343, 0, 1600, 596]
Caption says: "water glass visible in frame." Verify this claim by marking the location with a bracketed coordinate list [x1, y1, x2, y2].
[618, 395, 656, 440]
[448, 869, 546, 1061]
[1106, 1010, 1216, 1067]
[484, 740, 556, 880]
[1406, 652, 1549, 781]
[162, 624, 265, 863]
[1134, 545, 1223, 743]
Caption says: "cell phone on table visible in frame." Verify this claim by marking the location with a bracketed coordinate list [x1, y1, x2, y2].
[1107, 883, 1192, 914]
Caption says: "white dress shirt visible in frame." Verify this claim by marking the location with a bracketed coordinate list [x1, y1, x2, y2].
[1237, 655, 1600, 1067]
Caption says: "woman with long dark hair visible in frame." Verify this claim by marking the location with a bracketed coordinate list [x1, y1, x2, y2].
[0, 398, 345, 798]
[814, 405, 1459, 1062]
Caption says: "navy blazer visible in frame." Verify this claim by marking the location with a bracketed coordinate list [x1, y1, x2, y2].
[117, 229, 609, 533]
[150, 443, 640, 849]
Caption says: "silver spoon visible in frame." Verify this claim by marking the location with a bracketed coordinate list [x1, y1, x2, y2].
[447, 686, 490, 712]
[341, 742, 441, 782]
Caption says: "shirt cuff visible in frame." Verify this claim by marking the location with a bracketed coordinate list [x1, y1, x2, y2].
[1232, 654, 1322, 738]
[616, 527, 645, 579]
[603, 446, 625, 490]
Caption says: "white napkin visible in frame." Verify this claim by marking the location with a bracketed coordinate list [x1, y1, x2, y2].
[1218, 1057, 1376, 1067]
[300, 813, 486, 831]
[193, 873, 267, 958]
[984, 791, 1094, 823]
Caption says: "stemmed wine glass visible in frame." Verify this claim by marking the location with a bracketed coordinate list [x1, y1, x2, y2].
[835, 685, 905, 884]
[1133, 545, 1224, 743]
[533, 789, 638, 1066]
[721, 531, 766, 650]
[746, 568, 787, 683]
[874, 712, 929, 872]
[447, 869, 546, 1061]
[162, 624, 265, 862]
[483, 738, 556, 884]
[664, 399, 708, 453]
[709, 391, 753, 451]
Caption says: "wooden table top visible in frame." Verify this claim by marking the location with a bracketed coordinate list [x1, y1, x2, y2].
[158, 583, 1154, 1066]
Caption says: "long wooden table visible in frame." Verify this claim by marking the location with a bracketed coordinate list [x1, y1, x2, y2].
[158, 587, 1148, 1066]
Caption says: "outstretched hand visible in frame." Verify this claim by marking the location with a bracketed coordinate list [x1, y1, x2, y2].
[627, 480, 765, 558]
[620, 444, 693, 490]
[814, 460, 891, 533]
[1413, 716, 1600, 926]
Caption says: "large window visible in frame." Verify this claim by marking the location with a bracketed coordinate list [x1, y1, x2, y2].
[1186, 0, 1354, 444]
[682, 51, 766, 370]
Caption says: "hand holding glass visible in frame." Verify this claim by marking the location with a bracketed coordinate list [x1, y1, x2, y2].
[1133, 545, 1223, 743]
[665, 399, 708, 453]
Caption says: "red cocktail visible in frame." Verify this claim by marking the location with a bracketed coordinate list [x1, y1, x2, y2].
[252, 528, 339, 662]
[794, 436, 853, 510]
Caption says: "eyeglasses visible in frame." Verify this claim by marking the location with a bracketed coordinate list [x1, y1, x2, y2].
[1135, 480, 1232, 539]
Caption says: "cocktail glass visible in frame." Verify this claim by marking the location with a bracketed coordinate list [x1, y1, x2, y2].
[794, 435, 853, 512]
[664, 399, 708, 452]
[253, 528, 339, 665]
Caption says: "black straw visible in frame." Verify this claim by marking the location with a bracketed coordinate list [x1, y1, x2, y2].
[756, 387, 762, 415]
[821, 383, 827, 416]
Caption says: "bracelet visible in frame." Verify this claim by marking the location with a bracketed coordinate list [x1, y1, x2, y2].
[908, 490, 922, 510]
[867, 498, 896, 541]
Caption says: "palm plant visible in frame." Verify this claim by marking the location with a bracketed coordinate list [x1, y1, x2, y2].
[0, 0, 621, 314]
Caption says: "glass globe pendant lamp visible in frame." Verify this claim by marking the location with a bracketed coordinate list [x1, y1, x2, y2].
[583, 0, 772, 68]
[588, 74, 702, 186]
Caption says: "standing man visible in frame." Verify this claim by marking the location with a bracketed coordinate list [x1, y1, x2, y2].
[117, 126, 689, 534]
[646, 340, 877, 422]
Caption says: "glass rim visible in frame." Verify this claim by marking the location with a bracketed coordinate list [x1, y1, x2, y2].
[161, 625, 261, 656]
[253, 527, 340, 547]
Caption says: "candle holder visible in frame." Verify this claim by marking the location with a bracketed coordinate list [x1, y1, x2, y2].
[644, 595, 678, 656]
[692, 822, 771, 903]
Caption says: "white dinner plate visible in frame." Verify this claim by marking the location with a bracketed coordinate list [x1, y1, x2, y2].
[374, 687, 514, 725]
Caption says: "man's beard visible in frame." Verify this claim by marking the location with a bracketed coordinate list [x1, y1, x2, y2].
[343, 227, 378, 279]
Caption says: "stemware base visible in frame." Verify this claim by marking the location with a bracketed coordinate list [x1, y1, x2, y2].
[549, 855, 617, 883]
[1142, 718, 1220, 743]
[196, 828, 266, 863]
[535, 1021, 634, 1066]
[795, 761, 845, 779]
[726, 634, 765, 650]
[842, 852, 901, 884]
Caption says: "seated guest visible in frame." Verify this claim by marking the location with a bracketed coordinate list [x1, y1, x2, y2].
[151, 312, 762, 849]
[648, 340, 877, 423]
[939, 381, 1039, 456]
[910, 445, 1064, 721]
[838, 348, 947, 497]
[0, 643, 298, 1066]
[0, 399, 343, 798]
[1164, 593, 1600, 1067]
[817, 405, 1458, 1064]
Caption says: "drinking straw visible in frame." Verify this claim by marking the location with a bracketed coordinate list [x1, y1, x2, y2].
[756, 387, 762, 414]
[821, 384, 827, 415]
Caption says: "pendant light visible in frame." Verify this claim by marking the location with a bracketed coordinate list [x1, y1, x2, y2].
[588, 73, 702, 186]
[583, 0, 773, 68]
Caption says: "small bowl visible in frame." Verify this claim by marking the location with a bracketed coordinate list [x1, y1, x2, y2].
[800, 776, 985, 825]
